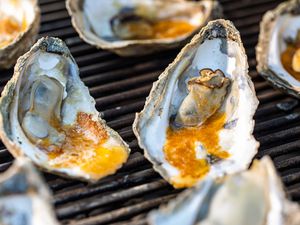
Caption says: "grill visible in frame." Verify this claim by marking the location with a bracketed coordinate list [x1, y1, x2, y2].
[0, 0, 300, 224]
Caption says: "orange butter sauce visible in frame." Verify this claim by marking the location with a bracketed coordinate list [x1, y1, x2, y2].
[151, 20, 196, 39]
[0, 16, 27, 48]
[128, 19, 196, 40]
[40, 112, 128, 179]
[163, 112, 229, 188]
[281, 43, 300, 81]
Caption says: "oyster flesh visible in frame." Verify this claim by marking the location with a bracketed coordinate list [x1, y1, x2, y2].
[0, 158, 59, 225]
[257, 0, 300, 98]
[0, 0, 40, 69]
[66, 0, 222, 56]
[133, 19, 259, 188]
[0, 37, 130, 182]
[148, 156, 300, 225]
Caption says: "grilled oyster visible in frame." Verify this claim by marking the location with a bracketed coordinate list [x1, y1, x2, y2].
[257, 0, 300, 98]
[0, 158, 59, 225]
[66, 0, 222, 56]
[148, 156, 300, 225]
[0, 37, 130, 182]
[133, 19, 259, 188]
[0, 0, 40, 69]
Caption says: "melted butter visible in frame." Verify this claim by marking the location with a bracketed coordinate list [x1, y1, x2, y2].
[151, 20, 195, 39]
[281, 44, 300, 80]
[163, 113, 229, 188]
[42, 112, 128, 180]
[0, 16, 27, 48]
[129, 20, 195, 40]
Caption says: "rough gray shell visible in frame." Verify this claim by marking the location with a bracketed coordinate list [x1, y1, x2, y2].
[256, 0, 300, 98]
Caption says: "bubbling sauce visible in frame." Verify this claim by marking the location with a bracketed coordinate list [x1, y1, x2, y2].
[0, 16, 27, 48]
[42, 112, 128, 180]
[163, 112, 229, 188]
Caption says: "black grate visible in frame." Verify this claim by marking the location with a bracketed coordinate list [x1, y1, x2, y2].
[0, 0, 300, 224]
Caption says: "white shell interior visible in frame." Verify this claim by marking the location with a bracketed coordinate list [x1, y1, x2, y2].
[148, 158, 285, 225]
[9, 49, 124, 179]
[268, 14, 300, 91]
[138, 37, 258, 180]
[81, 0, 213, 44]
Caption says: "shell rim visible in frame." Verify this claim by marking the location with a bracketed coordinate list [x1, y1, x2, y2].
[0, 37, 130, 183]
[65, 0, 222, 55]
[132, 19, 260, 188]
[256, 0, 300, 98]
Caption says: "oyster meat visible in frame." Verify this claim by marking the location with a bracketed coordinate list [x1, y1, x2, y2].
[0, 0, 40, 69]
[133, 19, 259, 188]
[0, 37, 130, 182]
[0, 158, 59, 225]
[148, 156, 300, 225]
[66, 0, 222, 56]
[257, 0, 300, 98]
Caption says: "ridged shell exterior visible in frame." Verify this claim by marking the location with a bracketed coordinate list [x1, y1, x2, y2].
[133, 19, 259, 188]
[0, 0, 40, 69]
[0, 37, 130, 182]
[66, 0, 223, 56]
[256, 0, 300, 98]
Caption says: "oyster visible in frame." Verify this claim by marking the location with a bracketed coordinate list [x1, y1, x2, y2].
[0, 0, 40, 69]
[148, 156, 300, 225]
[0, 158, 59, 225]
[0, 37, 130, 182]
[133, 19, 259, 188]
[256, 0, 300, 98]
[66, 0, 222, 56]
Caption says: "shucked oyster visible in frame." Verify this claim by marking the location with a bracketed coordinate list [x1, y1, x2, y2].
[257, 0, 300, 98]
[0, 37, 130, 182]
[66, 0, 222, 56]
[0, 0, 40, 69]
[133, 19, 259, 188]
[0, 158, 59, 225]
[148, 156, 300, 225]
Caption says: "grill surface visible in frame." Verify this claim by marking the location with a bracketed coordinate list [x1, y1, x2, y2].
[0, 0, 300, 224]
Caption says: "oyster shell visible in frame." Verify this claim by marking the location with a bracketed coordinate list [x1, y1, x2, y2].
[0, 37, 130, 182]
[0, 158, 59, 225]
[0, 0, 40, 69]
[148, 156, 300, 225]
[66, 0, 222, 56]
[133, 19, 259, 188]
[256, 0, 300, 98]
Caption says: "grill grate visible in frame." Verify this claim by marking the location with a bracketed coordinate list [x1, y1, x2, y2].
[0, 0, 300, 224]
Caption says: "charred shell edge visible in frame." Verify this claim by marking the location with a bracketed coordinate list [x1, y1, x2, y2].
[256, 0, 300, 98]
[65, 0, 223, 56]
[0, 0, 40, 69]
[133, 19, 259, 185]
[0, 37, 130, 183]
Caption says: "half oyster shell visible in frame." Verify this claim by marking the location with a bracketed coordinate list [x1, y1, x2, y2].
[148, 156, 300, 225]
[0, 37, 130, 182]
[133, 19, 259, 188]
[256, 0, 300, 98]
[66, 0, 222, 56]
[0, 158, 59, 225]
[0, 0, 40, 69]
